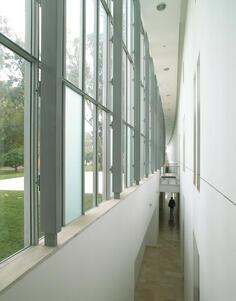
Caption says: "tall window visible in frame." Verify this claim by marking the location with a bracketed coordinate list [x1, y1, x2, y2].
[84, 100, 96, 211]
[193, 55, 200, 190]
[85, 0, 97, 98]
[0, 0, 39, 261]
[123, 0, 134, 188]
[0, 0, 163, 261]
[149, 59, 152, 172]
[140, 30, 145, 179]
[64, 0, 113, 217]
[183, 115, 186, 172]
[0, 0, 31, 51]
[65, 0, 83, 88]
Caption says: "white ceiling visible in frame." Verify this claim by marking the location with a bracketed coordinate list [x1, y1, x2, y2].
[140, 0, 181, 143]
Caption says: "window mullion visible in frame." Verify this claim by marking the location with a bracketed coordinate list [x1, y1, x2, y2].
[40, 0, 63, 246]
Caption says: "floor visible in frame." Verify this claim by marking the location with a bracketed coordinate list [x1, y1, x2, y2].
[135, 195, 184, 301]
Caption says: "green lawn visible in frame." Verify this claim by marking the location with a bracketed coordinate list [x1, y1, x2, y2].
[84, 193, 103, 211]
[0, 190, 24, 261]
[85, 165, 93, 172]
[0, 169, 24, 180]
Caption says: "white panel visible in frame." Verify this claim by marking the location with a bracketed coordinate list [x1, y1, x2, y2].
[65, 87, 82, 223]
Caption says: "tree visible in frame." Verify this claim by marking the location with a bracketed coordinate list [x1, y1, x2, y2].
[0, 17, 25, 170]
[3, 147, 24, 172]
[65, 16, 109, 172]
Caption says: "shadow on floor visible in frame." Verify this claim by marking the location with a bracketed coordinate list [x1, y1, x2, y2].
[135, 197, 183, 301]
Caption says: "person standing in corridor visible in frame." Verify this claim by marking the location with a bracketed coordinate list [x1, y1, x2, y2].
[168, 196, 176, 221]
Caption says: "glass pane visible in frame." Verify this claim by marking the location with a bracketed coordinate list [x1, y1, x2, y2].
[131, 0, 134, 60]
[85, 0, 96, 99]
[131, 128, 134, 183]
[37, 69, 42, 237]
[122, 0, 127, 45]
[38, 4, 42, 60]
[108, 22, 113, 111]
[84, 100, 95, 211]
[97, 110, 106, 203]
[127, 60, 134, 125]
[149, 140, 152, 172]
[109, 0, 114, 17]
[140, 33, 144, 82]
[0, 45, 30, 261]
[122, 51, 127, 121]
[127, 127, 131, 187]
[131, 64, 134, 125]
[98, 3, 108, 106]
[66, 0, 83, 88]
[140, 86, 145, 134]
[127, 0, 132, 54]
[109, 115, 113, 198]
[123, 124, 126, 189]
[0, 0, 31, 51]
[142, 37, 146, 85]
[64, 87, 82, 224]
[140, 136, 145, 178]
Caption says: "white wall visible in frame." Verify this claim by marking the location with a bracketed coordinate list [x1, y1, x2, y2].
[166, 120, 179, 164]
[0, 173, 160, 301]
[174, 0, 236, 300]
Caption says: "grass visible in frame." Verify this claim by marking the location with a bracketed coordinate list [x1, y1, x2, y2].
[84, 193, 103, 211]
[84, 165, 93, 172]
[0, 190, 24, 262]
[0, 169, 24, 180]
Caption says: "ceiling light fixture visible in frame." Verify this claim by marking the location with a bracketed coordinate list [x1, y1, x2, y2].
[156, 2, 167, 11]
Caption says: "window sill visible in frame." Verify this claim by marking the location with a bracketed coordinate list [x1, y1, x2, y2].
[0, 175, 154, 295]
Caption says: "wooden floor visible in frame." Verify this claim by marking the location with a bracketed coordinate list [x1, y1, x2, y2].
[135, 198, 184, 301]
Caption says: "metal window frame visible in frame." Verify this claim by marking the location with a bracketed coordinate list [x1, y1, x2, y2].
[122, 0, 135, 189]
[63, 0, 112, 215]
[0, 0, 40, 259]
[41, 0, 64, 246]
[144, 33, 150, 177]
[0, 0, 166, 259]
[150, 58, 155, 173]
[112, 0, 123, 198]
[62, 0, 84, 222]
[133, 0, 141, 185]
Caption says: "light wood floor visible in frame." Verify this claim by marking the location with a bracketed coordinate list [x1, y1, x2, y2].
[135, 199, 184, 301]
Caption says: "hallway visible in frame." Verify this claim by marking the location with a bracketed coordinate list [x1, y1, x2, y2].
[135, 196, 183, 301]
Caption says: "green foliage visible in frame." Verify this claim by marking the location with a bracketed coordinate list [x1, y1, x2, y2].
[0, 95, 24, 155]
[85, 151, 93, 164]
[66, 30, 106, 169]
[84, 193, 103, 212]
[3, 147, 23, 172]
[0, 24, 25, 169]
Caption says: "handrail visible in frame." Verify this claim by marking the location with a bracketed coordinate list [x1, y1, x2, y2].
[161, 163, 180, 177]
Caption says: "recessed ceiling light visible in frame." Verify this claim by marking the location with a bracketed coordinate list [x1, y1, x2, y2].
[163, 67, 170, 71]
[156, 2, 167, 11]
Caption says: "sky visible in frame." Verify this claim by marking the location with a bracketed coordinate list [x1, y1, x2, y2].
[0, 0, 27, 46]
